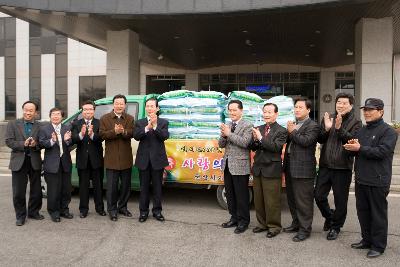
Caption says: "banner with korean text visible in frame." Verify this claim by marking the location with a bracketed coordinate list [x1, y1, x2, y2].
[164, 139, 225, 184]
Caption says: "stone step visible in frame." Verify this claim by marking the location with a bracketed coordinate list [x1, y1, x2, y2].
[392, 174, 400, 186]
[393, 158, 400, 166]
[0, 147, 10, 153]
[0, 158, 9, 167]
[0, 153, 10, 159]
[392, 165, 400, 175]
[0, 166, 10, 173]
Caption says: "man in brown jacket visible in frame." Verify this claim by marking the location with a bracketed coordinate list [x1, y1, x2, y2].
[100, 94, 134, 221]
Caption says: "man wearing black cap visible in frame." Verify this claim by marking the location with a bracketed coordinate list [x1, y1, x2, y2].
[344, 98, 398, 258]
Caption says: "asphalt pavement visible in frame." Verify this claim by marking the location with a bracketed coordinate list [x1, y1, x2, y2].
[0, 173, 399, 266]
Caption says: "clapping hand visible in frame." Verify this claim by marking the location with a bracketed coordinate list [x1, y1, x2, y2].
[220, 123, 231, 137]
[343, 138, 360, 151]
[64, 130, 72, 141]
[324, 112, 333, 131]
[335, 113, 342, 130]
[80, 123, 87, 136]
[252, 127, 262, 140]
[287, 120, 296, 134]
[87, 124, 94, 136]
[51, 132, 57, 142]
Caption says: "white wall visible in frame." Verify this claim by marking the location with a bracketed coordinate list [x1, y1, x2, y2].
[15, 19, 29, 118]
[67, 39, 106, 115]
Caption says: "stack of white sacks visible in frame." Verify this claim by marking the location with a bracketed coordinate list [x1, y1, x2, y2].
[158, 90, 226, 139]
[158, 90, 295, 139]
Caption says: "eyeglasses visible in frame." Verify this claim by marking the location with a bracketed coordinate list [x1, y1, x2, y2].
[83, 108, 94, 111]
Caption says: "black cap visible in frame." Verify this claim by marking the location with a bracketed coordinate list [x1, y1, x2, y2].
[360, 98, 384, 110]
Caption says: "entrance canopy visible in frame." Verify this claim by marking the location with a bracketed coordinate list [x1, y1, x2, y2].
[0, 0, 399, 69]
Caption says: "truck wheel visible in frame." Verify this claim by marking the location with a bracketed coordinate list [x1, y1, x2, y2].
[216, 185, 228, 210]
[41, 172, 47, 198]
[216, 185, 253, 210]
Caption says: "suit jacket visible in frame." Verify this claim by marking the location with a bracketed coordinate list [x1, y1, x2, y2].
[283, 118, 319, 178]
[133, 117, 169, 170]
[249, 122, 288, 178]
[71, 118, 103, 170]
[218, 119, 253, 175]
[99, 111, 134, 170]
[5, 119, 42, 171]
[38, 122, 73, 174]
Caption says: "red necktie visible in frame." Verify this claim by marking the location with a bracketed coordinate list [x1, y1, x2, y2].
[265, 125, 270, 138]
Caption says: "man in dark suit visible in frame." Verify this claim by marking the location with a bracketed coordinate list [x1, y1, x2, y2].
[249, 103, 288, 238]
[71, 100, 106, 218]
[100, 94, 134, 221]
[5, 101, 43, 226]
[283, 97, 319, 242]
[134, 98, 169, 223]
[219, 100, 253, 234]
[39, 107, 73, 222]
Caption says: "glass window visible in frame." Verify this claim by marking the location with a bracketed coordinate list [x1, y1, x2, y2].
[5, 94, 16, 120]
[30, 55, 41, 77]
[55, 94, 68, 116]
[55, 54, 67, 77]
[56, 77, 67, 94]
[29, 24, 41, 37]
[79, 76, 106, 107]
[40, 36, 56, 54]
[29, 45, 41, 55]
[5, 57, 15, 78]
[4, 18, 15, 40]
[56, 43, 67, 54]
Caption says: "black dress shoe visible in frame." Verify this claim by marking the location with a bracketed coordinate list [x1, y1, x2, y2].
[367, 250, 382, 258]
[97, 211, 107, 216]
[234, 225, 248, 234]
[221, 220, 237, 228]
[51, 217, 61, 223]
[292, 233, 309, 242]
[323, 219, 331, 231]
[327, 229, 339, 240]
[351, 241, 371, 249]
[119, 209, 132, 217]
[110, 215, 118, 221]
[266, 230, 280, 238]
[253, 227, 267, 233]
[153, 213, 165, 222]
[60, 212, 73, 219]
[283, 225, 299, 233]
[139, 214, 148, 223]
[28, 213, 45, 220]
[79, 212, 88, 218]
[16, 218, 25, 226]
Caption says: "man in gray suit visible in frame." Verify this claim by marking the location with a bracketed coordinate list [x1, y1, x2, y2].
[219, 99, 253, 234]
[283, 97, 320, 242]
[5, 101, 43, 226]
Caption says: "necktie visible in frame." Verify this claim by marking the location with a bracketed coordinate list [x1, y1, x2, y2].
[265, 124, 270, 138]
[231, 122, 237, 133]
[55, 126, 63, 157]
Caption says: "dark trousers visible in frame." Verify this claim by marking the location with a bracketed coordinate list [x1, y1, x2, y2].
[78, 160, 104, 213]
[285, 158, 314, 235]
[253, 175, 281, 231]
[106, 168, 131, 215]
[44, 160, 71, 219]
[11, 156, 42, 220]
[139, 162, 163, 215]
[314, 167, 352, 230]
[224, 161, 250, 226]
[355, 183, 389, 253]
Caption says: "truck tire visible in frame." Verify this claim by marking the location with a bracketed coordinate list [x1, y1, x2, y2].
[41, 172, 47, 198]
[216, 185, 253, 210]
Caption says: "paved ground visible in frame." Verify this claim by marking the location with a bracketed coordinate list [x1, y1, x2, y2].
[0, 173, 399, 267]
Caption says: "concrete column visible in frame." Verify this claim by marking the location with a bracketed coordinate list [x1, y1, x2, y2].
[106, 30, 140, 97]
[185, 73, 199, 91]
[15, 19, 29, 118]
[0, 57, 4, 121]
[394, 54, 400, 121]
[319, 70, 336, 119]
[355, 17, 393, 121]
[41, 54, 55, 120]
